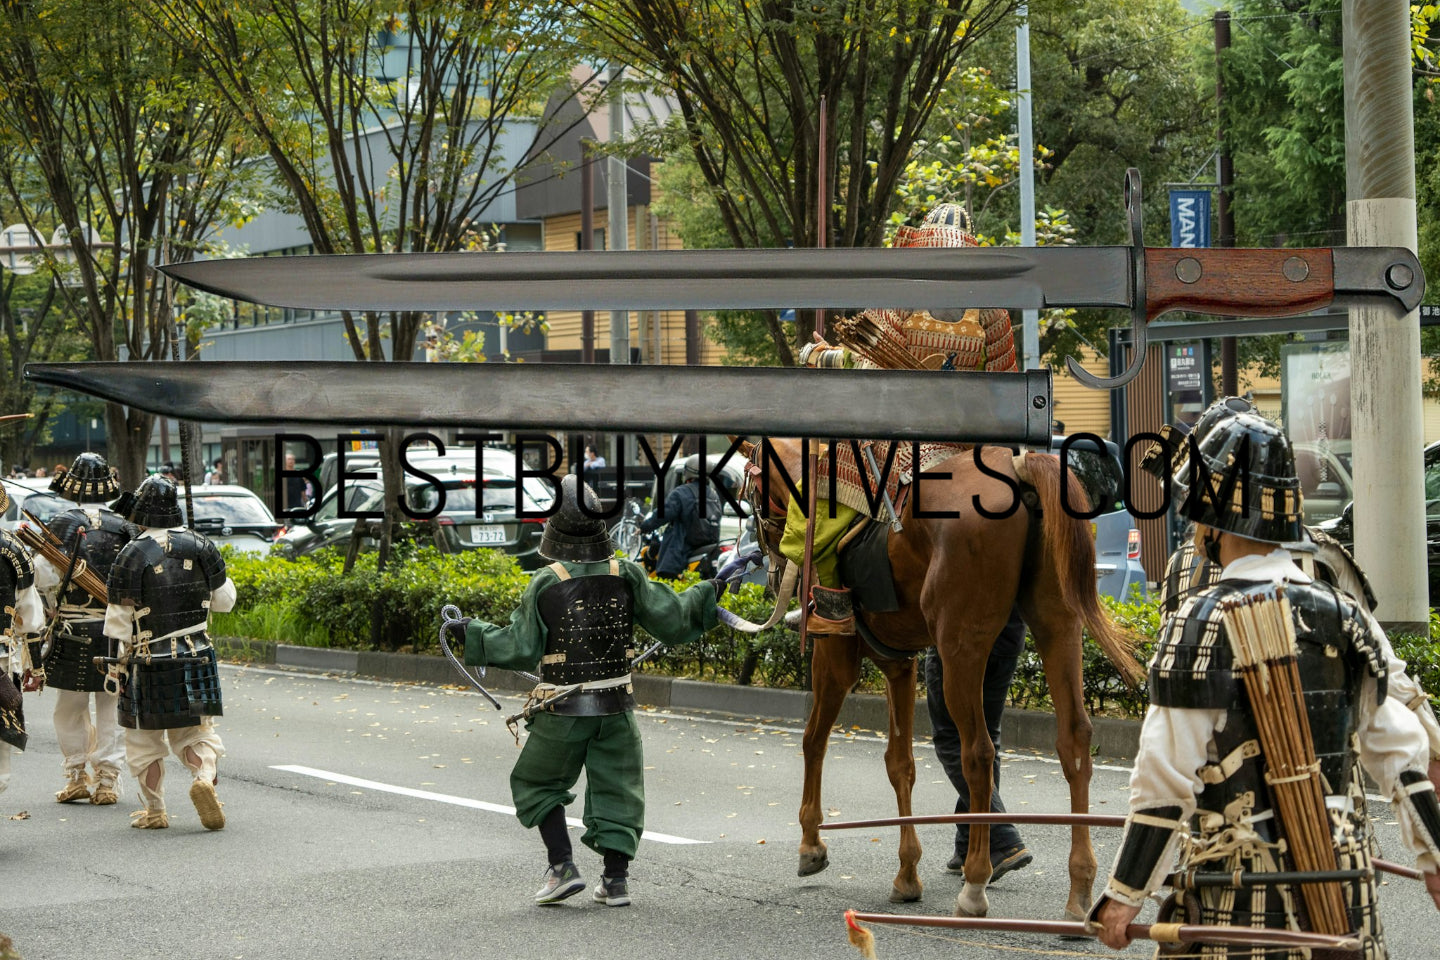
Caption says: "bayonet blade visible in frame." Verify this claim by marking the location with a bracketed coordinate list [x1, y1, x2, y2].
[25, 361, 1055, 446]
[159, 247, 1132, 312]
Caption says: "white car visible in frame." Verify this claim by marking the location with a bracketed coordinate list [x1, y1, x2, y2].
[0, 477, 74, 533]
[177, 484, 283, 555]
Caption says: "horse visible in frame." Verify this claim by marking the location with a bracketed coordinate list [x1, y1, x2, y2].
[739, 437, 1142, 919]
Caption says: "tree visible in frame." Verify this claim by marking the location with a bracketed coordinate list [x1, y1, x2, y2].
[0, 265, 91, 471]
[578, 0, 1023, 364]
[0, 0, 256, 486]
[151, 0, 594, 569]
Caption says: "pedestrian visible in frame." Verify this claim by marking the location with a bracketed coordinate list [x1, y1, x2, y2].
[923, 605, 1032, 882]
[1089, 411, 1440, 955]
[33, 467, 45, 479]
[640, 454, 721, 580]
[103, 476, 235, 830]
[583, 444, 607, 470]
[203, 458, 225, 486]
[280, 452, 309, 513]
[446, 475, 723, 907]
[32, 453, 131, 806]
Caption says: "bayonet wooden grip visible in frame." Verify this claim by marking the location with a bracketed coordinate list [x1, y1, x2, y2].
[1145, 248, 1334, 321]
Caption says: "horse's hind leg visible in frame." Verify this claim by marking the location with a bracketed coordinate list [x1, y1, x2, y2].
[874, 655, 923, 903]
[797, 636, 862, 877]
[1026, 605, 1097, 921]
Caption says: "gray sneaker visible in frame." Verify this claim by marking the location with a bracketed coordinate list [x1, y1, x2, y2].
[534, 862, 586, 904]
[592, 876, 631, 907]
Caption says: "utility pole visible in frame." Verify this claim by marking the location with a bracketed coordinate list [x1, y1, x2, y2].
[580, 143, 595, 365]
[1342, 2, 1427, 632]
[608, 64, 630, 365]
[1215, 11, 1238, 396]
[1016, 5, 1039, 371]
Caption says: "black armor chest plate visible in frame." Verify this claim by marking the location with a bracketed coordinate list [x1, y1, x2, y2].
[1152, 578, 1385, 833]
[0, 531, 34, 636]
[536, 574, 634, 685]
[107, 531, 226, 640]
[49, 507, 132, 608]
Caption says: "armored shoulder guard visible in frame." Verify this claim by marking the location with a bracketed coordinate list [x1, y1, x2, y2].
[107, 537, 165, 607]
[0, 530, 34, 591]
[1148, 584, 1244, 709]
[47, 509, 84, 550]
[178, 531, 228, 590]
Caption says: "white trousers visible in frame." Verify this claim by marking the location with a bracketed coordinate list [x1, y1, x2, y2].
[0, 741, 10, 795]
[125, 719, 224, 812]
[53, 689, 124, 779]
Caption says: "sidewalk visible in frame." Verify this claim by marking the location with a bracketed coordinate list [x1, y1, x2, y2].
[215, 637, 1144, 761]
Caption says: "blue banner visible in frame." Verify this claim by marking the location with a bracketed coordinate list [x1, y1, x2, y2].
[1169, 189, 1212, 248]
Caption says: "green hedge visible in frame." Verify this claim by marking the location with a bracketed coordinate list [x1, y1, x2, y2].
[212, 546, 1440, 720]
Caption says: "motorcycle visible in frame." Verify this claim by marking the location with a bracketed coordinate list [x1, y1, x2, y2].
[609, 498, 722, 580]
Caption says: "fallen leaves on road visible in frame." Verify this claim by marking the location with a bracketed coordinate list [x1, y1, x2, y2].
[8, 811, 27, 820]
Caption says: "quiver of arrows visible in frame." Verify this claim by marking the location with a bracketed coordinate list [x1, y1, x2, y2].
[15, 516, 108, 605]
[1220, 586, 1350, 936]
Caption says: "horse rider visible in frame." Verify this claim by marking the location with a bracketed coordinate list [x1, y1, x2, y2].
[32, 453, 133, 805]
[640, 454, 721, 580]
[777, 201, 1019, 636]
[103, 476, 235, 830]
[447, 475, 724, 907]
[1090, 410, 1440, 956]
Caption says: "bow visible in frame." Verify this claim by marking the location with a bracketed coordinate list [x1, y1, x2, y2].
[437, 604, 500, 710]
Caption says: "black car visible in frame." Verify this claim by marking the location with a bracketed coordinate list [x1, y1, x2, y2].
[275, 465, 555, 569]
[1314, 441, 1440, 604]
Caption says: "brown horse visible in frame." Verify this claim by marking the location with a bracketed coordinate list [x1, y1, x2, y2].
[742, 438, 1141, 919]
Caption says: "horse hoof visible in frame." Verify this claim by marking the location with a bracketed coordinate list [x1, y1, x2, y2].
[954, 882, 989, 918]
[797, 850, 830, 877]
[888, 882, 923, 904]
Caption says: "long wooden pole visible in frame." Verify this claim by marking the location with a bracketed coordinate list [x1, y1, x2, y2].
[844, 910, 1363, 953]
[798, 96, 827, 659]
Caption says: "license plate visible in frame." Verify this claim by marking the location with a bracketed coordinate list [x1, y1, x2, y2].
[470, 525, 507, 545]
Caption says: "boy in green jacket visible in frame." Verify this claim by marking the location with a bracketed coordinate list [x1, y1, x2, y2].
[448, 476, 722, 907]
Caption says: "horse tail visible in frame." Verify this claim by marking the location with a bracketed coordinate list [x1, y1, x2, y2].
[1018, 451, 1145, 686]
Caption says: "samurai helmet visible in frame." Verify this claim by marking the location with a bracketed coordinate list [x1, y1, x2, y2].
[121, 475, 183, 529]
[52, 452, 121, 503]
[1139, 396, 1257, 482]
[1174, 411, 1303, 545]
[538, 475, 614, 563]
[682, 454, 703, 481]
[922, 203, 972, 232]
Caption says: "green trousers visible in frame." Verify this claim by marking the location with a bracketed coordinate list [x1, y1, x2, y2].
[779, 492, 858, 588]
[510, 711, 646, 859]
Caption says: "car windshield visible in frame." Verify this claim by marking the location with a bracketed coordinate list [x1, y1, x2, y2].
[411, 478, 550, 516]
[15, 492, 72, 525]
[183, 495, 274, 525]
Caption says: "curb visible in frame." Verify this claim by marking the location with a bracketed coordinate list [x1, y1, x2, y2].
[214, 637, 1142, 760]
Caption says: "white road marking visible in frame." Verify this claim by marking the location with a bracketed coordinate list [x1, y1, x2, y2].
[271, 764, 710, 845]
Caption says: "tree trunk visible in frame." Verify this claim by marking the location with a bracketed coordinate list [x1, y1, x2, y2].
[106, 402, 153, 490]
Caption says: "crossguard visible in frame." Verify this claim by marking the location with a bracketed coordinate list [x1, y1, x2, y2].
[1067, 167, 1148, 390]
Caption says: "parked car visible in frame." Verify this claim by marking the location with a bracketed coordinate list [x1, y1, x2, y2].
[1044, 435, 1148, 602]
[1315, 440, 1440, 604]
[275, 458, 555, 570]
[0, 477, 72, 533]
[178, 484, 284, 556]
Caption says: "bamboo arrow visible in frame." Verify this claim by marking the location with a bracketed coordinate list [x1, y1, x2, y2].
[842, 909, 1362, 955]
[819, 810, 1426, 882]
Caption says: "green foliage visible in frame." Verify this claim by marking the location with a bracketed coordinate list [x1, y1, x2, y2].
[1009, 594, 1159, 719]
[214, 543, 531, 652]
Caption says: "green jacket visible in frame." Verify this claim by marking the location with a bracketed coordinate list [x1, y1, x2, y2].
[462, 557, 719, 671]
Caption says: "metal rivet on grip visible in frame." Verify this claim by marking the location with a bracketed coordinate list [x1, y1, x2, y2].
[1387, 263, 1415, 291]
[1032, 396, 1047, 409]
[1282, 256, 1310, 283]
[1175, 257, 1202, 284]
